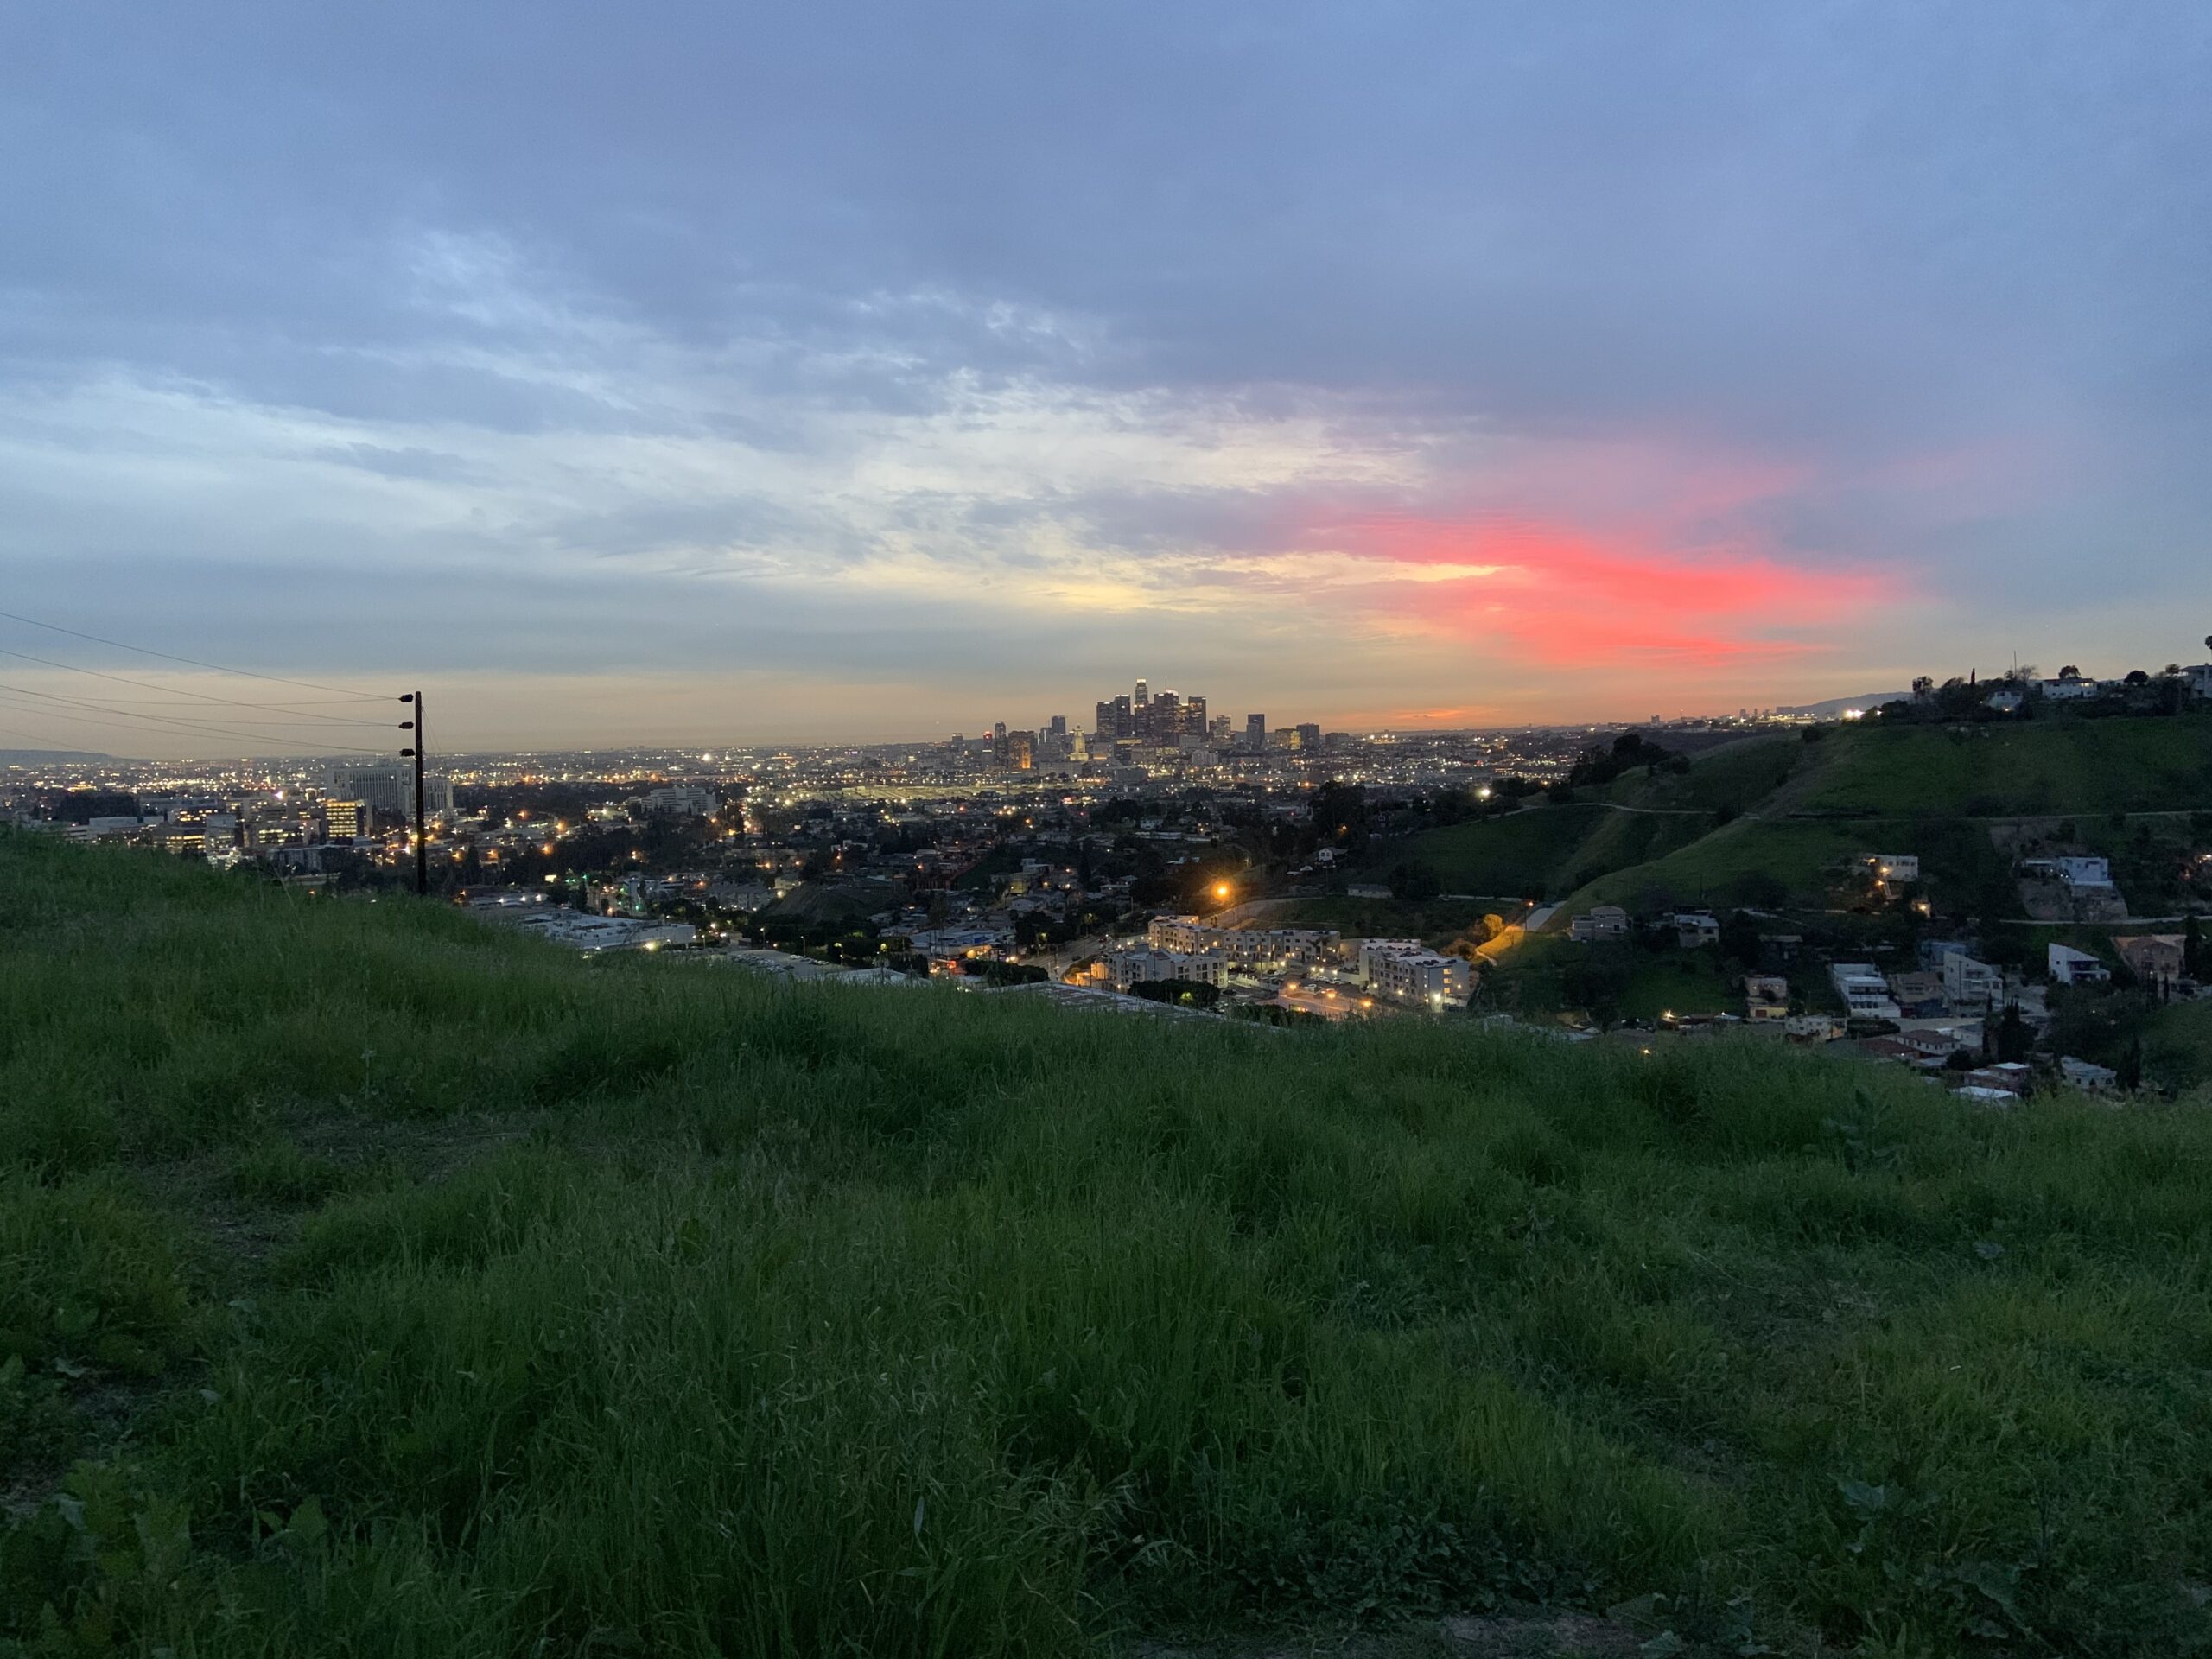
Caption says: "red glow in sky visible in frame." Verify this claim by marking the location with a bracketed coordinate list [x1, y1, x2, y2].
[1326, 514, 1891, 671]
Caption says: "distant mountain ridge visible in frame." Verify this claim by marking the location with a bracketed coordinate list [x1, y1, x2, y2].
[1772, 692, 1910, 718]
[0, 749, 116, 764]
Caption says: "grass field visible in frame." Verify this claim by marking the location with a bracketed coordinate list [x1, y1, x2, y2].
[6, 834, 2212, 1656]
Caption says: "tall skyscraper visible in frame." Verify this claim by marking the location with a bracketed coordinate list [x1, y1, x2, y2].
[1245, 714, 1266, 752]
[1296, 722, 1322, 751]
[1135, 679, 1149, 709]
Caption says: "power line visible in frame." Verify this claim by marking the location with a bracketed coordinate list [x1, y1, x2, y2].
[0, 645, 395, 726]
[0, 682, 394, 755]
[0, 607, 386, 700]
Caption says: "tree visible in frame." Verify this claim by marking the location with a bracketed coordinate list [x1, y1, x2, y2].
[1388, 860, 1443, 902]
[2124, 669, 2151, 687]
[2187, 914, 2204, 982]
[1311, 780, 1370, 855]
[2116, 1035, 2144, 1092]
[2057, 664, 2081, 680]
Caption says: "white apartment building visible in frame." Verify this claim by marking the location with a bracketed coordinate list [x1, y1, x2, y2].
[1829, 963, 1902, 1021]
[1940, 950, 2004, 1011]
[1866, 853, 1920, 882]
[2047, 943, 2111, 986]
[1358, 939, 1471, 1008]
[1105, 947, 1227, 992]
[1147, 915, 1341, 965]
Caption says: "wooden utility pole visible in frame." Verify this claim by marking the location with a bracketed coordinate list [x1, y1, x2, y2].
[401, 690, 427, 896]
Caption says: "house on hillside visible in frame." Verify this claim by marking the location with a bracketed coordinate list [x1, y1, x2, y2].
[1744, 975, 1790, 1021]
[2060, 1056, 2120, 1092]
[1568, 904, 1629, 943]
[1674, 911, 1720, 949]
[1784, 1013, 1844, 1043]
[1863, 853, 1920, 883]
[2054, 856, 2114, 892]
[1961, 1061, 2033, 1097]
[2041, 676, 2101, 701]
[1940, 950, 2004, 1014]
[1830, 963, 1901, 1021]
[2114, 934, 2187, 995]
[1885, 970, 1948, 1018]
[2048, 943, 2111, 986]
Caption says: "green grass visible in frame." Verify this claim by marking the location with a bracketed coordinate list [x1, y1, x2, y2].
[1794, 715, 2212, 817]
[1607, 734, 1806, 816]
[1249, 896, 1505, 944]
[4, 834, 2212, 1656]
[1371, 805, 1710, 902]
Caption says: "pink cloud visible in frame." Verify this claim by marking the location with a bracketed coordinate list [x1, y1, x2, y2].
[1314, 513, 1893, 669]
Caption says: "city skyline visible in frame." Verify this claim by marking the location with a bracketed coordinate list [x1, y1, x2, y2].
[5, 5, 2211, 754]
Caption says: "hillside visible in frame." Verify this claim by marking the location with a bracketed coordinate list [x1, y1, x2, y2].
[1496, 715, 2212, 930]
[1789, 715, 2212, 817]
[1367, 802, 1713, 902]
[6, 836, 2212, 1656]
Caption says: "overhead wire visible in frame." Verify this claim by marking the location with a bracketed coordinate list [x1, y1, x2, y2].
[0, 645, 397, 726]
[0, 681, 395, 755]
[0, 607, 388, 700]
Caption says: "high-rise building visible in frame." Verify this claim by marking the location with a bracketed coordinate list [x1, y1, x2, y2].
[1209, 715, 1232, 746]
[324, 764, 453, 818]
[1135, 679, 1149, 709]
[993, 721, 1007, 742]
[1246, 714, 1266, 752]
[323, 798, 369, 841]
[1296, 722, 1322, 752]
[1048, 715, 1066, 738]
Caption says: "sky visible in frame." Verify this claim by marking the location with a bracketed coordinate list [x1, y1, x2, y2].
[3, 2, 2209, 756]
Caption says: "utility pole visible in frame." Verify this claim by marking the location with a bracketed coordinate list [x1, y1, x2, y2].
[400, 690, 427, 896]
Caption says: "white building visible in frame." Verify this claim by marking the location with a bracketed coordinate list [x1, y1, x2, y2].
[2047, 943, 2111, 986]
[639, 785, 718, 817]
[1865, 853, 1920, 883]
[1829, 963, 1902, 1021]
[2053, 856, 2113, 891]
[2060, 1055, 2120, 1092]
[2041, 677, 2101, 701]
[1568, 905, 1629, 943]
[1357, 939, 1471, 1008]
[1674, 912, 1720, 948]
[1105, 948, 1227, 992]
[1940, 950, 2004, 1012]
[1147, 916, 1342, 965]
[326, 762, 454, 818]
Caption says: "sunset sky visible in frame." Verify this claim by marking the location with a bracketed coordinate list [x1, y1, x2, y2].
[3, 3, 2209, 754]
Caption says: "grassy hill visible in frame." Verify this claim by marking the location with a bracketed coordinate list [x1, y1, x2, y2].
[1368, 802, 1713, 901]
[6, 835, 2212, 1656]
[1455, 715, 2212, 931]
[1789, 714, 2212, 817]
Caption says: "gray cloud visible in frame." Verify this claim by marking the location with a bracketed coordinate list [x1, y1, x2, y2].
[2, 1, 2208, 745]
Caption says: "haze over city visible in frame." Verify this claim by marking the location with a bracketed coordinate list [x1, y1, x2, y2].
[4, 3, 2209, 754]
